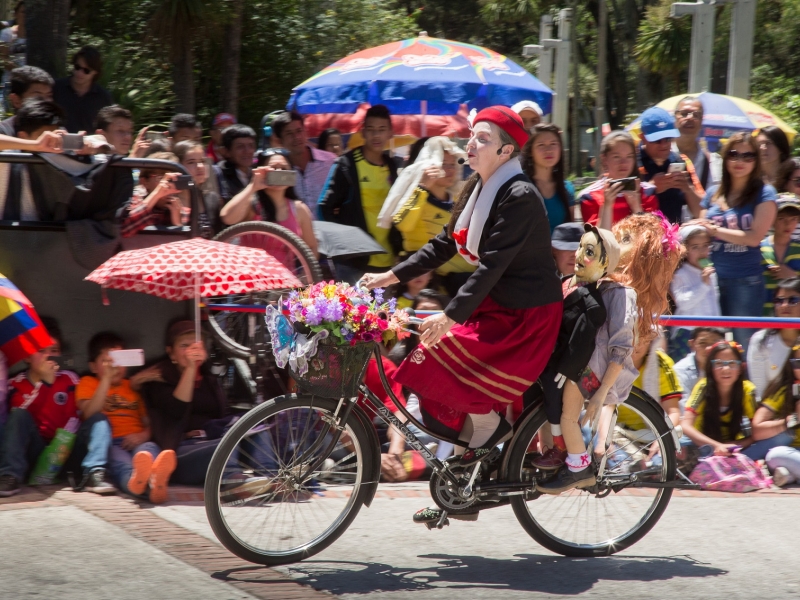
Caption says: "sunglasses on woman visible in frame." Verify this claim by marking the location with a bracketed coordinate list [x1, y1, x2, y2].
[73, 63, 92, 75]
[711, 359, 742, 369]
[774, 296, 800, 306]
[727, 150, 757, 163]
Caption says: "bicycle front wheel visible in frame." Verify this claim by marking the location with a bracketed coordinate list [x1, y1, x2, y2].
[508, 388, 676, 557]
[205, 394, 375, 565]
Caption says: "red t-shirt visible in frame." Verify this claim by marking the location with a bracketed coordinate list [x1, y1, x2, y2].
[8, 371, 80, 440]
[579, 180, 659, 226]
[357, 357, 406, 414]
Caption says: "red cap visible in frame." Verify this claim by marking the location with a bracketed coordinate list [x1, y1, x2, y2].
[472, 106, 529, 149]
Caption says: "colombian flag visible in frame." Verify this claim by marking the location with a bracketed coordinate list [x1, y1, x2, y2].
[0, 275, 52, 365]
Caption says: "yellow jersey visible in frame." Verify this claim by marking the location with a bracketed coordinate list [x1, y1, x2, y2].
[685, 378, 757, 442]
[355, 148, 393, 268]
[760, 386, 800, 448]
[617, 350, 682, 430]
[393, 187, 475, 275]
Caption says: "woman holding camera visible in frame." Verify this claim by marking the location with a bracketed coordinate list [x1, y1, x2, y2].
[579, 131, 659, 229]
[219, 148, 317, 256]
[173, 140, 221, 234]
[752, 345, 800, 486]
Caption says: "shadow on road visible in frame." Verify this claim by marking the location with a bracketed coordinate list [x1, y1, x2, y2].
[217, 553, 727, 595]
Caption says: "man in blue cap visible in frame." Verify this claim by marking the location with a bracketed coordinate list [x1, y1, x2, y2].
[637, 106, 704, 223]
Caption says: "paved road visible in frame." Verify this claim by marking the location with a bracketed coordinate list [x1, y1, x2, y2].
[3, 485, 800, 599]
[151, 487, 800, 599]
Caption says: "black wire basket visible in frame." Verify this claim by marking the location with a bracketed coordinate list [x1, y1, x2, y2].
[290, 340, 374, 399]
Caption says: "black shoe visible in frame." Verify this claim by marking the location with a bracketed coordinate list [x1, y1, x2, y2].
[535, 465, 596, 495]
[85, 469, 116, 495]
[0, 474, 19, 497]
[459, 418, 513, 467]
[412, 506, 479, 524]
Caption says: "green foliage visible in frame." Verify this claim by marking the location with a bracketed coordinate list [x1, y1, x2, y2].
[633, 0, 691, 86]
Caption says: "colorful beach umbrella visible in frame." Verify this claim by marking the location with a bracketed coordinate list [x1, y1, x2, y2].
[627, 92, 797, 150]
[0, 274, 53, 365]
[288, 33, 552, 123]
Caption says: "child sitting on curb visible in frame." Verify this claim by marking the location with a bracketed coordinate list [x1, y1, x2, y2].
[76, 333, 176, 503]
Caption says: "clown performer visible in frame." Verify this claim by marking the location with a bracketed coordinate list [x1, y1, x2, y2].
[538, 212, 683, 494]
[529, 224, 620, 471]
[360, 106, 563, 523]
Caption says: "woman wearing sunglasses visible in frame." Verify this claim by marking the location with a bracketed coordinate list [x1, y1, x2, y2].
[681, 341, 757, 457]
[699, 132, 778, 350]
[752, 345, 800, 486]
[747, 278, 800, 399]
[52, 46, 112, 134]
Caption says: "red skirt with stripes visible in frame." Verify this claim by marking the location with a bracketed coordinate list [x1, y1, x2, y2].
[393, 296, 562, 436]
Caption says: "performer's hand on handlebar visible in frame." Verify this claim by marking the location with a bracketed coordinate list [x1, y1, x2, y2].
[358, 271, 399, 290]
[418, 312, 455, 348]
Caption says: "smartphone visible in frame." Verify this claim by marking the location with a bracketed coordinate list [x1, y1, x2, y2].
[266, 170, 298, 187]
[172, 174, 193, 190]
[609, 176, 637, 191]
[61, 134, 85, 151]
[667, 162, 686, 173]
[145, 130, 167, 142]
[109, 349, 145, 367]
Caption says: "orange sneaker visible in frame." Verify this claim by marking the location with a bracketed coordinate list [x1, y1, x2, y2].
[149, 450, 177, 505]
[128, 451, 154, 496]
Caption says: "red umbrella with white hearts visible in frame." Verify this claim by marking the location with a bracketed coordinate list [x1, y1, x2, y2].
[85, 238, 303, 341]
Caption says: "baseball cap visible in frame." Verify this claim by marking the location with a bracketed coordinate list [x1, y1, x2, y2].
[777, 194, 800, 214]
[511, 100, 544, 117]
[212, 113, 236, 128]
[640, 107, 679, 142]
[551, 222, 585, 251]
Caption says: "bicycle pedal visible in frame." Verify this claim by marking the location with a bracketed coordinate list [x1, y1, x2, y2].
[425, 518, 449, 530]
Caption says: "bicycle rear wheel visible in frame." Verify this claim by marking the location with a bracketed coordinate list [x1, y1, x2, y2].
[205, 394, 375, 566]
[508, 388, 676, 557]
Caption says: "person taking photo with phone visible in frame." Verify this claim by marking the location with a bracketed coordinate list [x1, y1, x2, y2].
[219, 148, 317, 257]
[637, 106, 704, 223]
[579, 131, 659, 228]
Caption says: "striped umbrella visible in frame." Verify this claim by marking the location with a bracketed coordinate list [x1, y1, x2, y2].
[627, 92, 797, 150]
[0, 274, 53, 365]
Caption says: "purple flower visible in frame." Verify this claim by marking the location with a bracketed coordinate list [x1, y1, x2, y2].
[388, 297, 397, 312]
[304, 305, 322, 326]
[373, 288, 384, 304]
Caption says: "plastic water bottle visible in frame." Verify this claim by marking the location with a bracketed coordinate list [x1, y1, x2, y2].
[741, 416, 752, 438]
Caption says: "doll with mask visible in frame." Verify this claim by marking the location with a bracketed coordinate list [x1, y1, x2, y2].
[537, 212, 683, 494]
[529, 224, 619, 470]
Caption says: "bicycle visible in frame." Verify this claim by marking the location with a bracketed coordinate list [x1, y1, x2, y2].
[205, 221, 323, 404]
[204, 334, 695, 565]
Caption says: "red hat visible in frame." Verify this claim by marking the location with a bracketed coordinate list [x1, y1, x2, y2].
[472, 106, 529, 149]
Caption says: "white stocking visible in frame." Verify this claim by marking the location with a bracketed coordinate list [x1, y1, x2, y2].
[467, 411, 501, 448]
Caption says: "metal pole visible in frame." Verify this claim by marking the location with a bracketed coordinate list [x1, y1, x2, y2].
[553, 8, 572, 141]
[538, 15, 554, 91]
[595, 0, 607, 175]
[570, 1, 581, 176]
[671, 0, 716, 93]
[726, 0, 756, 97]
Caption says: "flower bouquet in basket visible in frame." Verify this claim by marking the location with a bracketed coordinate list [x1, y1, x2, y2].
[265, 282, 410, 391]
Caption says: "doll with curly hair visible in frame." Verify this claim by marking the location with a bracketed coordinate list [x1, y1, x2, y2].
[538, 212, 683, 494]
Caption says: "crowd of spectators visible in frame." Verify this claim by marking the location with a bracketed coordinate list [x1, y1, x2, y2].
[0, 30, 798, 493]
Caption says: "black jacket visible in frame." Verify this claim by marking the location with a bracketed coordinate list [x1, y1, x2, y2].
[318, 147, 402, 269]
[549, 277, 607, 382]
[392, 173, 562, 323]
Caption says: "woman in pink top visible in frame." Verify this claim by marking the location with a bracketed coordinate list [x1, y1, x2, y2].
[219, 149, 317, 265]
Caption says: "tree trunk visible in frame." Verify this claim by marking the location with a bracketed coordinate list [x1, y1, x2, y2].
[172, 43, 195, 115]
[26, 0, 70, 78]
[220, 0, 243, 116]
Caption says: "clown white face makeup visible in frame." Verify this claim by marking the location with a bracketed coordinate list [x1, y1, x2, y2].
[574, 230, 608, 283]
